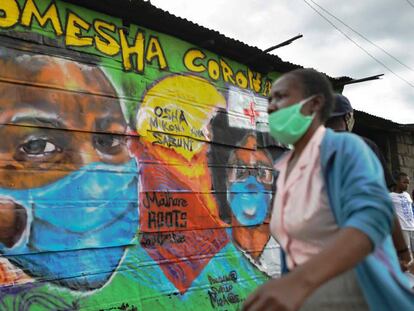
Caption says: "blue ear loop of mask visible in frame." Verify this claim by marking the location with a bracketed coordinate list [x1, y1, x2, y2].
[0, 160, 139, 291]
[227, 176, 272, 227]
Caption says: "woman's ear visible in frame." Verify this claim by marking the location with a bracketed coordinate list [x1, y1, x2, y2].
[310, 93, 325, 113]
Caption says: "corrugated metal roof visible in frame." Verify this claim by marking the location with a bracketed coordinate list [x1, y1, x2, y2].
[62, 0, 351, 86]
[355, 110, 395, 123]
[354, 109, 414, 131]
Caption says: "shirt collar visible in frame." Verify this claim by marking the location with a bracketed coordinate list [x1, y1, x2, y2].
[273, 126, 326, 171]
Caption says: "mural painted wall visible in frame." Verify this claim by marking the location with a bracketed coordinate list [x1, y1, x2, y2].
[0, 0, 286, 310]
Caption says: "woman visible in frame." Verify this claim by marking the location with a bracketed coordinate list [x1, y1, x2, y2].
[243, 68, 414, 311]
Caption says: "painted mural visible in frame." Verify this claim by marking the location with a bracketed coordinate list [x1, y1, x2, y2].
[0, 0, 285, 310]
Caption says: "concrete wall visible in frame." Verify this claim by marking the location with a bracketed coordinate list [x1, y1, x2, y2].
[396, 131, 414, 195]
[0, 0, 284, 310]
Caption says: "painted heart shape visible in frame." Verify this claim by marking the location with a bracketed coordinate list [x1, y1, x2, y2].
[131, 140, 229, 293]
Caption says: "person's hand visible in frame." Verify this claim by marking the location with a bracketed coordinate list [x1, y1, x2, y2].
[242, 228, 373, 310]
[398, 249, 413, 272]
[407, 260, 414, 274]
[242, 273, 313, 311]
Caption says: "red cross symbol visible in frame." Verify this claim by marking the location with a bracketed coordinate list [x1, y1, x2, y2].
[243, 101, 260, 125]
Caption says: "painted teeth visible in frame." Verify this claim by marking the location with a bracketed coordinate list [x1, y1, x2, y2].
[244, 207, 257, 216]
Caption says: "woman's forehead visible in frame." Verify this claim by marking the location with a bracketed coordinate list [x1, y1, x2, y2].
[272, 74, 302, 93]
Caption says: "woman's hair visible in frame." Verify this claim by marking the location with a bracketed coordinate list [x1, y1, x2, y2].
[287, 68, 334, 122]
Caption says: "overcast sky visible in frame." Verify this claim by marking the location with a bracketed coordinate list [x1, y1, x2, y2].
[150, 0, 414, 124]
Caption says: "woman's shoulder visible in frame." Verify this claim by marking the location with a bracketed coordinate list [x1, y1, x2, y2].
[323, 128, 366, 146]
[322, 129, 372, 159]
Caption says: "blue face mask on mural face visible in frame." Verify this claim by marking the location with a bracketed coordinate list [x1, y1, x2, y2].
[227, 176, 272, 226]
[0, 160, 139, 291]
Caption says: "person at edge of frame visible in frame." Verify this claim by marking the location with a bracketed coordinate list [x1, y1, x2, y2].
[390, 172, 414, 261]
[243, 68, 414, 311]
[325, 93, 413, 273]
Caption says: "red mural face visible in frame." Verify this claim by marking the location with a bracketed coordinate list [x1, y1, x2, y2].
[0, 53, 130, 189]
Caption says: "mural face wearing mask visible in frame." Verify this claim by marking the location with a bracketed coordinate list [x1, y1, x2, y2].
[226, 134, 274, 259]
[0, 49, 138, 291]
[227, 134, 273, 227]
[227, 175, 269, 226]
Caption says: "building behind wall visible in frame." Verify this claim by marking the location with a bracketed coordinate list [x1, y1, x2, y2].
[354, 110, 414, 194]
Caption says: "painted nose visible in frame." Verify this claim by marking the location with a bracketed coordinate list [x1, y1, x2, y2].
[245, 176, 259, 191]
[0, 199, 27, 248]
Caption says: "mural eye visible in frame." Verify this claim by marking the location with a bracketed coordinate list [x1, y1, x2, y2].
[93, 134, 124, 155]
[257, 167, 266, 178]
[235, 167, 249, 180]
[20, 139, 59, 156]
[257, 168, 273, 184]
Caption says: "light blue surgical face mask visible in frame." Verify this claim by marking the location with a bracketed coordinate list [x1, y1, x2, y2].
[0, 160, 139, 291]
[227, 176, 272, 226]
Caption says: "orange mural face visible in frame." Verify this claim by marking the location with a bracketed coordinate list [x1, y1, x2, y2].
[0, 53, 130, 189]
[0, 47, 139, 291]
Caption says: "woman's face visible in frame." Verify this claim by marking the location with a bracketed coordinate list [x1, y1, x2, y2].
[268, 75, 305, 115]
[268, 74, 319, 119]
